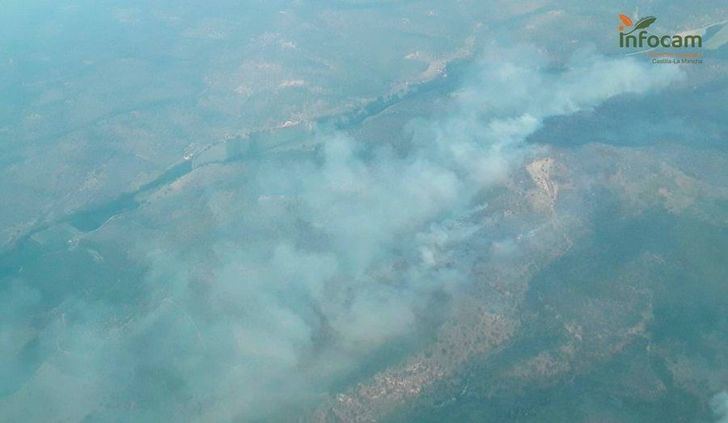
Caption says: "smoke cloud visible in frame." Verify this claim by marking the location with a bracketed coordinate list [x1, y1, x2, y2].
[0, 48, 682, 420]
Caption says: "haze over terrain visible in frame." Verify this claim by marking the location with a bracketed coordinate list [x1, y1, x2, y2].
[1, 1, 727, 421]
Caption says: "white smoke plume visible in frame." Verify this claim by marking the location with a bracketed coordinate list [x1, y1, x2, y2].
[0, 48, 683, 421]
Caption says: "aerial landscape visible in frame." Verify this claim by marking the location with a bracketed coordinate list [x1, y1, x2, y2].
[1, 1, 727, 421]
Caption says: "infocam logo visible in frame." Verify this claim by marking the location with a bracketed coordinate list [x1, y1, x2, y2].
[618, 14, 702, 48]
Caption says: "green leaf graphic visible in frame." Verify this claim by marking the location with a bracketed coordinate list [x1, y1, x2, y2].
[624, 16, 657, 34]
